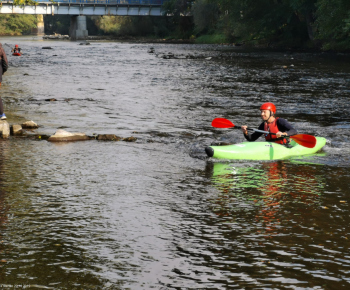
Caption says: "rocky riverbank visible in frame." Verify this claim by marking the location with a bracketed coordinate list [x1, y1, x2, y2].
[42, 34, 70, 40]
[42, 34, 195, 44]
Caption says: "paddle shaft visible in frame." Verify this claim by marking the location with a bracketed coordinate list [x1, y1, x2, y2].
[219, 122, 300, 139]
[232, 126, 277, 135]
[248, 128, 277, 135]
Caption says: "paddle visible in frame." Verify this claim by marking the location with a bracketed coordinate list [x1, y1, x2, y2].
[211, 118, 316, 148]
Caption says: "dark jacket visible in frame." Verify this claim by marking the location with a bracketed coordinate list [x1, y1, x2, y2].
[0, 43, 8, 66]
[0, 43, 8, 79]
[244, 118, 298, 141]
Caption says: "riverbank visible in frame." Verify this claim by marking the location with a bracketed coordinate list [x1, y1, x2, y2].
[42, 34, 196, 44]
[41, 34, 350, 53]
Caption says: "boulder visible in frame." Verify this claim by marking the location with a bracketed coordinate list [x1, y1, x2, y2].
[0, 121, 10, 139]
[22, 120, 39, 129]
[97, 134, 122, 141]
[48, 129, 91, 142]
[10, 124, 23, 136]
[122, 136, 137, 142]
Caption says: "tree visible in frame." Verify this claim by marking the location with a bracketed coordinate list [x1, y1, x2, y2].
[192, 0, 219, 34]
[0, 15, 37, 35]
[162, 0, 194, 38]
[13, 0, 38, 5]
[199, 0, 318, 47]
[314, 0, 350, 50]
[288, 0, 317, 40]
[162, 0, 192, 17]
[44, 15, 71, 35]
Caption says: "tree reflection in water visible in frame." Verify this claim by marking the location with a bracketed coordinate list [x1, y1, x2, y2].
[207, 160, 325, 236]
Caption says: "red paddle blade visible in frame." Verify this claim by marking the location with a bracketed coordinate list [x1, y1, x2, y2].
[212, 118, 235, 128]
[290, 134, 317, 148]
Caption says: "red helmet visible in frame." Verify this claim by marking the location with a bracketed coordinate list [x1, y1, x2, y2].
[15, 44, 18, 47]
[260, 102, 276, 114]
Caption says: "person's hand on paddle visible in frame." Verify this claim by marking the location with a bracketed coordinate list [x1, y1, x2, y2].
[241, 125, 248, 135]
[276, 131, 288, 138]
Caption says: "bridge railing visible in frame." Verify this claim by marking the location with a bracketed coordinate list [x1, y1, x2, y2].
[36, 0, 167, 4]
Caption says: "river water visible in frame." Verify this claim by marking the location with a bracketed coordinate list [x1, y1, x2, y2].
[0, 36, 350, 289]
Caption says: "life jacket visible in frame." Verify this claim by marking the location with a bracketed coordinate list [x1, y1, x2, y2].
[263, 117, 287, 145]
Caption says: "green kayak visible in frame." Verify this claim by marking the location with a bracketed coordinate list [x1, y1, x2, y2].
[205, 137, 326, 160]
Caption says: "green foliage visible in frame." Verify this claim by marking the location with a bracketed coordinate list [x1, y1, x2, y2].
[195, 34, 227, 44]
[13, 0, 38, 5]
[161, 0, 194, 38]
[210, 0, 314, 46]
[192, 0, 349, 50]
[192, 0, 219, 34]
[314, 0, 350, 50]
[43, 15, 100, 35]
[43, 15, 71, 35]
[0, 14, 37, 35]
[162, 0, 192, 17]
[92, 15, 190, 39]
[2, 0, 347, 50]
[94, 16, 163, 37]
[288, 0, 317, 15]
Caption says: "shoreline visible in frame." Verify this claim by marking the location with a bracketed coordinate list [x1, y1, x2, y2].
[39, 34, 350, 54]
[3, 34, 349, 53]
[43, 34, 196, 44]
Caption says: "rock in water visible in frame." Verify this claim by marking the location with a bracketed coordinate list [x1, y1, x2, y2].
[22, 120, 39, 129]
[122, 136, 137, 142]
[10, 124, 23, 136]
[0, 121, 10, 139]
[97, 134, 122, 141]
[48, 129, 91, 142]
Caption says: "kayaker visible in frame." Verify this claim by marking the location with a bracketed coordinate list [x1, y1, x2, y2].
[241, 102, 297, 145]
[0, 42, 8, 120]
[11, 44, 21, 54]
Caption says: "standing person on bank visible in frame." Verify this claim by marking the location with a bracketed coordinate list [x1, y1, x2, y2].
[0, 43, 8, 120]
[241, 102, 297, 145]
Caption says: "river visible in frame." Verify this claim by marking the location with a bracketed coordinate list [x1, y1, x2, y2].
[0, 36, 349, 289]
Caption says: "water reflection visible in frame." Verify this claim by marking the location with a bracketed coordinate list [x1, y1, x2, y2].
[0, 140, 117, 287]
[183, 160, 350, 288]
[208, 161, 325, 232]
[0, 141, 9, 276]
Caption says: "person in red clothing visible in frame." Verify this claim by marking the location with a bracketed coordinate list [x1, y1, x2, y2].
[241, 102, 297, 145]
[11, 44, 21, 54]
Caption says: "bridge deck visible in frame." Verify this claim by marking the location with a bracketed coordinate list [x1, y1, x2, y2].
[38, 0, 166, 3]
[0, 0, 168, 15]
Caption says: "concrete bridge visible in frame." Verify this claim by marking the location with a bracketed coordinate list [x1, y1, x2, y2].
[0, 0, 169, 39]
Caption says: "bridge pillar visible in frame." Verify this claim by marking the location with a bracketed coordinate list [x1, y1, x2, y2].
[69, 16, 88, 40]
[31, 15, 45, 36]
